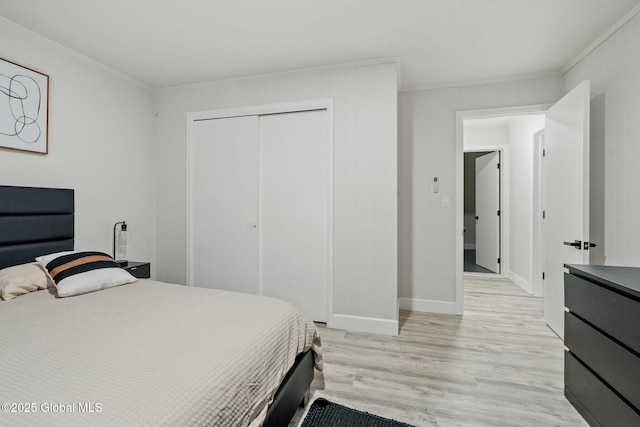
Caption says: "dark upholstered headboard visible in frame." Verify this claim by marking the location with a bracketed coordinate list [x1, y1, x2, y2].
[0, 185, 74, 270]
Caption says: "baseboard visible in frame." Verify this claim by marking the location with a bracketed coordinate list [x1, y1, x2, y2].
[330, 314, 398, 336]
[464, 243, 476, 250]
[507, 271, 532, 294]
[398, 297, 458, 315]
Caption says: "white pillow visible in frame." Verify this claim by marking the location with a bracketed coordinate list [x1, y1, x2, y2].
[0, 262, 52, 301]
[36, 251, 136, 297]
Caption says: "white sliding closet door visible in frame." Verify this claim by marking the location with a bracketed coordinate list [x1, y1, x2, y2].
[189, 108, 330, 323]
[259, 110, 328, 322]
[190, 115, 260, 293]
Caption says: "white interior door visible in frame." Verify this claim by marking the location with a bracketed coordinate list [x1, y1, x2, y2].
[259, 110, 329, 322]
[543, 80, 590, 339]
[475, 151, 500, 273]
[190, 115, 260, 293]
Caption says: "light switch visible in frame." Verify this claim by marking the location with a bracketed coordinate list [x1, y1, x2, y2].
[441, 195, 450, 207]
[432, 177, 439, 193]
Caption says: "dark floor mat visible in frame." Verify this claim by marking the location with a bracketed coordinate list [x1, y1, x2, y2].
[300, 398, 416, 427]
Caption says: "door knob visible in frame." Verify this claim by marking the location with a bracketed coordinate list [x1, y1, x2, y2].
[583, 241, 598, 250]
[563, 240, 582, 249]
[474, 216, 479, 220]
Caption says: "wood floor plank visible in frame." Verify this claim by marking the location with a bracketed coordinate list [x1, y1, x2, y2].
[289, 276, 587, 427]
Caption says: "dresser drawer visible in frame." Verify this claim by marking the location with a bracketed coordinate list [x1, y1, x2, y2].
[565, 351, 640, 427]
[565, 312, 640, 410]
[565, 273, 640, 355]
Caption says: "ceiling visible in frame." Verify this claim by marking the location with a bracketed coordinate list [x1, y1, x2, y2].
[0, 0, 638, 89]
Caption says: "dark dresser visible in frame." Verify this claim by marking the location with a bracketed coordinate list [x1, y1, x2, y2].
[564, 264, 640, 426]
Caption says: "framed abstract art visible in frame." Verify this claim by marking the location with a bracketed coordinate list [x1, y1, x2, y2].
[0, 57, 49, 154]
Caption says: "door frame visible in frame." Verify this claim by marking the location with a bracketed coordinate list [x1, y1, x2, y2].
[455, 104, 551, 315]
[185, 98, 335, 326]
[532, 130, 545, 297]
[464, 148, 505, 276]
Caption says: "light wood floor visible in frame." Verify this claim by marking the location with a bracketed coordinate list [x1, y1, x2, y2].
[289, 276, 588, 427]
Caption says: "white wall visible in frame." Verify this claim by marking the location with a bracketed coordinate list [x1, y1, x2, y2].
[564, 11, 640, 267]
[464, 124, 509, 149]
[398, 76, 562, 313]
[154, 61, 398, 335]
[506, 115, 544, 291]
[0, 19, 157, 270]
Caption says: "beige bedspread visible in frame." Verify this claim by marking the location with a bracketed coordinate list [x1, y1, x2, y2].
[0, 280, 322, 426]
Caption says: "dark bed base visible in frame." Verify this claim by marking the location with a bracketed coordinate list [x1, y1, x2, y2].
[263, 349, 314, 427]
[0, 184, 314, 427]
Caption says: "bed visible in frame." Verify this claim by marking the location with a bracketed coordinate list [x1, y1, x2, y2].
[0, 185, 321, 427]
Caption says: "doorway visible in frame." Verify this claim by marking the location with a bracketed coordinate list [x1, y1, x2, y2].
[464, 150, 501, 274]
[456, 82, 590, 337]
[455, 106, 549, 315]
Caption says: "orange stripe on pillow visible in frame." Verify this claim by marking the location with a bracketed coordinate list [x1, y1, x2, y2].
[49, 255, 114, 280]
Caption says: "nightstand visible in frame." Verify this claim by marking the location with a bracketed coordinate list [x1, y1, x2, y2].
[123, 261, 151, 279]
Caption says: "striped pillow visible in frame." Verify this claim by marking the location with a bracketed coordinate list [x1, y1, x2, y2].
[36, 251, 137, 297]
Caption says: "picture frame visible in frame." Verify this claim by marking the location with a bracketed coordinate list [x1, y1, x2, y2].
[0, 57, 49, 154]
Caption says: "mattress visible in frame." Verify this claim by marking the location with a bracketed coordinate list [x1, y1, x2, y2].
[0, 280, 322, 426]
